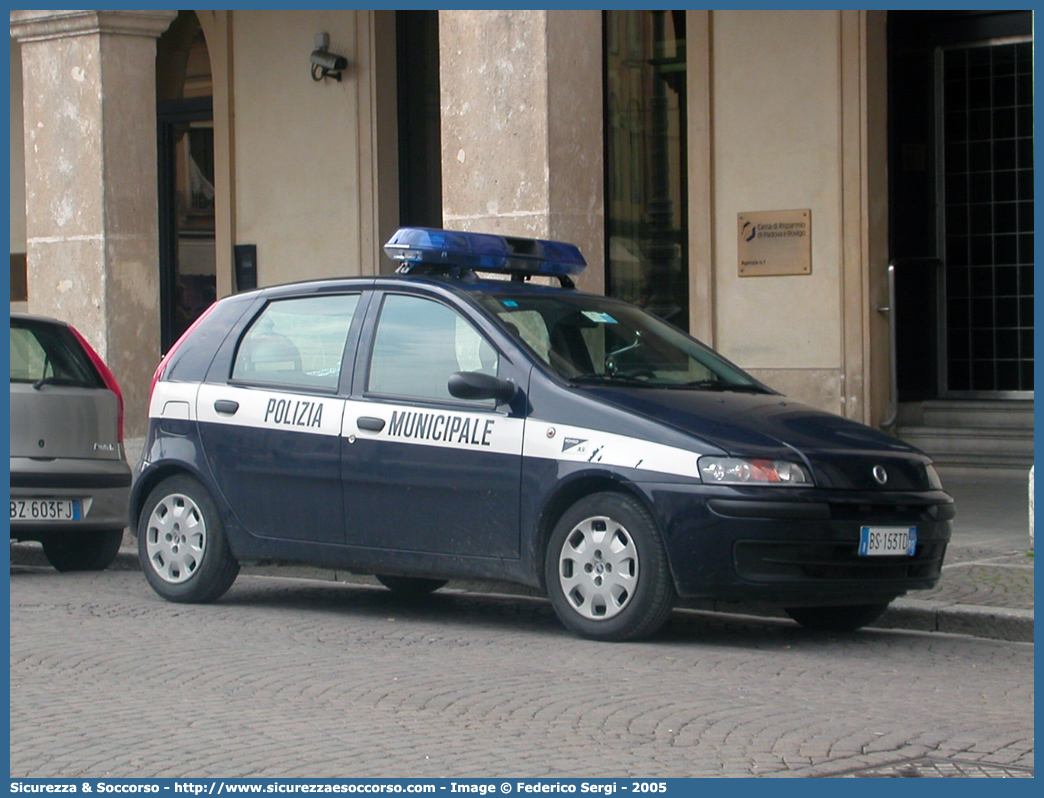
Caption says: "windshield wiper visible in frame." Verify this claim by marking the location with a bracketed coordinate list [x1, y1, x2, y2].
[568, 374, 653, 387]
[32, 376, 80, 390]
[669, 379, 770, 394]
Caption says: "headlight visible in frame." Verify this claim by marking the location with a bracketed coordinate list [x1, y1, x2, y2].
[698, 456, 811, 486]
[926, 464, 945, 490]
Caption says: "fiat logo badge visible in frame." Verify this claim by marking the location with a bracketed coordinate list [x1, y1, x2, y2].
[872, 465, 888, 485]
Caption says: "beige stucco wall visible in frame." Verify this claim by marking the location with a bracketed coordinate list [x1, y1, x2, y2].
[231, 10, 393, 285]
[710, 10, 845, 411]
[703, 9, 887, 422]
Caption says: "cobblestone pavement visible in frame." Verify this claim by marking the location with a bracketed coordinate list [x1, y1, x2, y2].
[9, 566, 1034, 779]
[918, 547, 1034, 610]
[826, 756, 1035, 778]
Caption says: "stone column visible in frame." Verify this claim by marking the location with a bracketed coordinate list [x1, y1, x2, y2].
[11, 10, 176, 438]
[439, 10, 605, 293]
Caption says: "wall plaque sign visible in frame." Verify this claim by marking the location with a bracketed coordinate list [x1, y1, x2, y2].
[737, 209, 811, 277]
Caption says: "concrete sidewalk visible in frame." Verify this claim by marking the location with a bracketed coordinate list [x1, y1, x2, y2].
[51, 462, 1036, 643]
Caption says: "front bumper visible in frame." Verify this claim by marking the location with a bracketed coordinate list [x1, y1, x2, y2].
[645, 482, 954, 606]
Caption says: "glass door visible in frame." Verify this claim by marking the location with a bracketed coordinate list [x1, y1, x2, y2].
[158, 98, 216, 352]
[938, 38, 1033, 397]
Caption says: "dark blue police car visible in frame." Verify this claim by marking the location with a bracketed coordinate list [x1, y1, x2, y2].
[132, 228, 954, 641]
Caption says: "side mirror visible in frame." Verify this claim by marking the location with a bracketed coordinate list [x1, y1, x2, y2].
[448, 371, 517, 404]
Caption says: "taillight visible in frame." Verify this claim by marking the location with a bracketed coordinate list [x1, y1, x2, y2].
[150, 302, 218, 403]
[69, 324, 124, 444]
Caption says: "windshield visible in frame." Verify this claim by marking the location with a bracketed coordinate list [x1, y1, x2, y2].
[476, 293, 771, 392]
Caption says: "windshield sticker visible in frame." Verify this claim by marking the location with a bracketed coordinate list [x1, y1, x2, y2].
[582, 311, 617, 324]
[502, 300, 519, 307]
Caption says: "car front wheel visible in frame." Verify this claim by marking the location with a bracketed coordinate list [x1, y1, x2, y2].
[42, 529, 124, 572]
[137, 474, 239, 603]
[784, 602, 892, 632]
[545, 492, 676, 642]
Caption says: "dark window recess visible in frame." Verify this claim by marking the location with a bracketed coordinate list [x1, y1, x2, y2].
[10, 252, 27, 302]
[888, 11, 1033, 398]
[234, 245, 257, 292]
[604, 10, 689, 331]
[158, 97, 216, 352]
[941, 40, 1034, 393]
[396, 10, 442, 231]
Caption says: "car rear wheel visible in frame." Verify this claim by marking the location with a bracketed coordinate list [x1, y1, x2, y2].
[138, 474, 239, 603]
[42, 529, 123, 572]
[375, 575, 448, 595]
[545, 492, 676, 642]
[784, 602, 891, 632]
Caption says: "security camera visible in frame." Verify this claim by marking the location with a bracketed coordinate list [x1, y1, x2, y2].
[310, 39, 348, 82]
[311, 50, 348, 72]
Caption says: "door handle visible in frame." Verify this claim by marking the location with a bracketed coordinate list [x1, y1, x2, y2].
[357, 416, 386, 432]
[214, 400, 240, 415]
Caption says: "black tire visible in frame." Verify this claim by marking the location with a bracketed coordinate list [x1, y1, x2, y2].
[544, 492, 676, 642]
[375, 575, 448, 595]
[42, 529, 123, 572]
[137, 474, 239, 603]
[784, 602, 891, 632]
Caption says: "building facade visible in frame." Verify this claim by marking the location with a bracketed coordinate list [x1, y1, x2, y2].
[10, 9, 1033, 465]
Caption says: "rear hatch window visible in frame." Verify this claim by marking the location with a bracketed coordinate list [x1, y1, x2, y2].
[10, 322, 102, 388]
[10, 319, 119, 459]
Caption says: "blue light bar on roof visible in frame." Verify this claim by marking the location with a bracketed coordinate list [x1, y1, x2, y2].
[384, 227, 587, 278]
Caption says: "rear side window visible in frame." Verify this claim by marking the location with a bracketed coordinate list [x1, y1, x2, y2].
[9, 322, 101, 388]
[231, 294, 360, 391]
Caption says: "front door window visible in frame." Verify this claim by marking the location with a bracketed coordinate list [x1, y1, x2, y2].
[367, 294, 498, 403]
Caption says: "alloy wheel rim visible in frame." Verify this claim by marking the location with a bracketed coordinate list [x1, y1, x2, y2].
[145, 492, 206, 584]
[558, 515, 639, 620]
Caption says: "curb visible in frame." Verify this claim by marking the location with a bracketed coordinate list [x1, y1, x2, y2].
[114, 548, 1034, 644]
[880, 597, 1034, 643]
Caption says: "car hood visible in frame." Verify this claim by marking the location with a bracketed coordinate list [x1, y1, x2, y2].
[581, 386, 933, 490]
